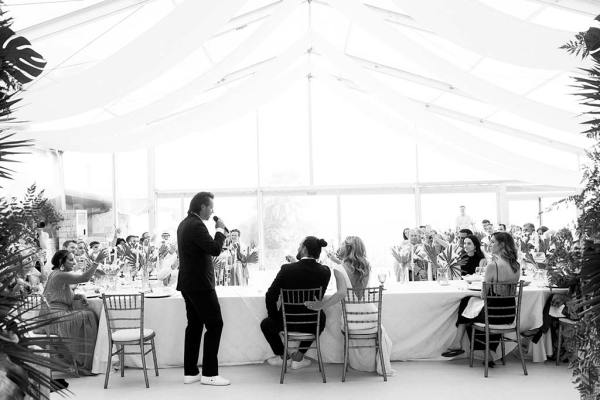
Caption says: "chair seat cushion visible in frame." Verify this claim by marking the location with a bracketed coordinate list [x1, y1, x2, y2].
[286, 331, 315, 340]
[343, 326, 379, 335]
[112, 328, 154, 342]
[473, 322, 516, 330]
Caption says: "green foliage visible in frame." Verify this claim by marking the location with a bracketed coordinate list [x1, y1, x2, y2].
[560, 32, 590, 60]
[546, 228, 581, 290]
[0, 184, 62, 259]
[563, 19, 600, 399]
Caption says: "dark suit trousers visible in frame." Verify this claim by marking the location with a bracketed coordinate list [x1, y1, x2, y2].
[260, 314, 326, 356]
[182, 290, 223, 376]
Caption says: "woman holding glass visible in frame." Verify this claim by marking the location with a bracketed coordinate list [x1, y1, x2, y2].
[308, 236, 394, 376]
[442, 232, 520, 365]
[41, 250, 99, 374]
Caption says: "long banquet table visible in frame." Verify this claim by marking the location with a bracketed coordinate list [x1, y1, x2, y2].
[89, 281, 562, 374]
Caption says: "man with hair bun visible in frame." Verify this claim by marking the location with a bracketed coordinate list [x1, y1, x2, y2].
[260, 236, 331, 370]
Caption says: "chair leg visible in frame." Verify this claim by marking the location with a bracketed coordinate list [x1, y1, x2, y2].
[378, 335, 387, 382]
[484, 330, 490, 378]
[104, 342, 113, 389]
[342, 334, 348, 382]
[469, 328, 475, 368]
[119, 345, 124, 378]
[516, 329, 528, 376]
[316, 335, 326, 383]
[140, 342, 149, 388]
[280, 336, 288, 384]
[556, 323, 563, 367]
[500, 335, 506, 365]
[151, 339, 159, 376]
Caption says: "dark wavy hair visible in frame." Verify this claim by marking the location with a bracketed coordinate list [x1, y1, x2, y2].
[303, 236, 328, 259]
[51, 250, 70, 270]
[464, 234, 485, 263]
[492, 231, 520, 273]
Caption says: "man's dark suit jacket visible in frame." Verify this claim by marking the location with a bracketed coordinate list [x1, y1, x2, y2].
[176, 214, 226, 292]
[265, 258, 331, 322]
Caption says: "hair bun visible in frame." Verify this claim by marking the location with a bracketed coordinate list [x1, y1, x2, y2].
[318, 239, 328, 247]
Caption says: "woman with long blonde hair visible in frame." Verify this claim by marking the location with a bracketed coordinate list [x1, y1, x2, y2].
[306, 236, 394, 376]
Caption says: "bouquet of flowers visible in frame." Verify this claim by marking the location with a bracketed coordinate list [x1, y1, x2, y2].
[391, 245, 412, 265]
[435, 244, 467, 280]
[391, 244, 412, 282]
[412, 245, 430, 281]
[125, 245, 156, 292]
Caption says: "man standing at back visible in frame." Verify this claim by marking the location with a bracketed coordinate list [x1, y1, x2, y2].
[177, 192, 230, 386]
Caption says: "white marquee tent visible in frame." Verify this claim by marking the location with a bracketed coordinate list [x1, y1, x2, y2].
[3, 0, 597, 267]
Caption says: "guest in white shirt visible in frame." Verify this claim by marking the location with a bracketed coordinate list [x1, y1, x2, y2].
[481, 222, 495, 253]
[455, 205, 475, 232]
[157, 243, 179, 286]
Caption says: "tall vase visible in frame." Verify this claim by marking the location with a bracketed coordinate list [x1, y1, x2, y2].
[141, 266, 152, 293]
[437, 268, 449, 286]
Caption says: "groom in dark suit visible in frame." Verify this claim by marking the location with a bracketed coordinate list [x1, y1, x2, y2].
[260, 236, 331, 369]
[177, 192, 229, 386]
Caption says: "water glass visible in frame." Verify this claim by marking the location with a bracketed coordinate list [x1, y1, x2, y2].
[377, 270, 388, 285]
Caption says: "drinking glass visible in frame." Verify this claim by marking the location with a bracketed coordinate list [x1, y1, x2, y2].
[377, 269, 388, 286]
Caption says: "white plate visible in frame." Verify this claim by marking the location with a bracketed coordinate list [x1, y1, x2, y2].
[144, 291, 172, 298]
[467, 283, 482, 291]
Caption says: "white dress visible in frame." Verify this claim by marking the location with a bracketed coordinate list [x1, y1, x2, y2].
[334, 264, 394, 376]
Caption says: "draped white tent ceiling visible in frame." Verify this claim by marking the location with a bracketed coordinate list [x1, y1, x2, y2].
[5, 0, 599, 189]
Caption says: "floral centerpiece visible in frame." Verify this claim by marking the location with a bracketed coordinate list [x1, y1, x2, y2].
[424, 244, 466, 284]
[125, 245, 157, 293]
[391, 245, 412, 282]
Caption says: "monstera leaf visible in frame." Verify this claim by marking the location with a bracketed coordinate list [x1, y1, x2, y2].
[0, 25, 46, 86]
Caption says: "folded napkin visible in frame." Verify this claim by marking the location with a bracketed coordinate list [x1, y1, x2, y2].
[549, 304, 565, 318]
[461, 296, 484, 319]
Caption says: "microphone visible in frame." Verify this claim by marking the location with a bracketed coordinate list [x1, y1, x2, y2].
[213, 216, 229, 234]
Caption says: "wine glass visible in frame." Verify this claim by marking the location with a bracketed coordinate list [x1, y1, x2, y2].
[377, 269, 388, 286]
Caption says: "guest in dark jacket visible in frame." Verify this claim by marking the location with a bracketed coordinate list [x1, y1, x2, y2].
[176, 192, 229, 386]
[260, 236, 331, 370]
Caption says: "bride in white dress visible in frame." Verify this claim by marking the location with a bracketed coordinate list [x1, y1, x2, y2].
[305, 236, 394, 376]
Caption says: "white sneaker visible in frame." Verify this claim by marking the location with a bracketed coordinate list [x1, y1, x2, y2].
[201, 375, 230, 386]
[290, 358, 311, 370]
[266, 356, 291, 367]
[183, 374, 202, 384]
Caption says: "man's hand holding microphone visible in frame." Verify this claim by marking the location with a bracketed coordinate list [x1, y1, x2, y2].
[213, 216, 228, 234]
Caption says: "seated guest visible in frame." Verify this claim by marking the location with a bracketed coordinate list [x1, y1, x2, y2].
[261, 236, 331, 369]
[456, 229, 473, 249]
[536, 226, 550, 253]
[62, 240, 77, 253]
[41, 250, 99, 374]
[157, 243, 179, 286]
[498, 223, 506, 232]
[229, 229, 249, 286]
[460, 235, 487, 276]
[305, 236, 394, 376]
[141, 232, 151, 247]
[522, 222, 537, 251]
[481, 223, 495, 253]
[399, 227, 411, 246]
[88, 241, 108, 263]
[126, 235, 139, 248]
[442, 232, 520, 366]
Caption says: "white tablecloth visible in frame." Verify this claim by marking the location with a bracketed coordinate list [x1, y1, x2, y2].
[90, 281, 562, 374]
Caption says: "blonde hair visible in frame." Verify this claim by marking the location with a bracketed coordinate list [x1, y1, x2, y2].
[341, 236, 371, 288]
